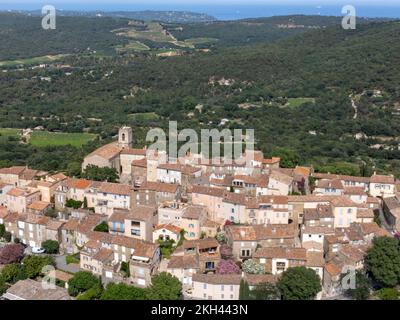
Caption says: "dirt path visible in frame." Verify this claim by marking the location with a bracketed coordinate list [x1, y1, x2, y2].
[349, 94, 358, 119]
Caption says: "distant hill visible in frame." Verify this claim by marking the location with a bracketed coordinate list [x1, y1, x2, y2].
[9, 10, 217, 23]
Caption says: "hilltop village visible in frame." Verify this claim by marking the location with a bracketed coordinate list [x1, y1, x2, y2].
[0, 126, 399, 300]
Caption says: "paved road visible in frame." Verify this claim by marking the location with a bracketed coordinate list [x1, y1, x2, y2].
[54, 255, 80, 274]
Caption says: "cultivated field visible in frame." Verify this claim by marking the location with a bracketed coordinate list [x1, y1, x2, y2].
[29, 131, 96, 147]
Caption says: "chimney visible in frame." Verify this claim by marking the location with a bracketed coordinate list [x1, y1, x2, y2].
[240, 230, 246, 238]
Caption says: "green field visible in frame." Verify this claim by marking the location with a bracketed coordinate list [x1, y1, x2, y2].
[0, 128, 21, 142]
[116, 41, 150, 53]
[0, 54, 67, 67]
[29, 131, 96, 147]
[286, 97, 316, 108]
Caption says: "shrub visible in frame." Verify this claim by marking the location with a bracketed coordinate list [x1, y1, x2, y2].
[100, 283, 147, 300]
[65, 199, 83, 209]
[0, 244, 25, 264]
[242, 259, 264, 275]
[68, 271, 101, 297]
[66, 254, 79, 265]
[376, 288, 399, 300]
[216, 259, 241, 275]
[277, 267, 321, 300]
[42, 240, 59, 254]
[22, 255, 55, 279]
[0, 263, 27, 284]
[93, 221, 109, 233]
[215, 232, 226, 244]
[3, 231, 11, 243]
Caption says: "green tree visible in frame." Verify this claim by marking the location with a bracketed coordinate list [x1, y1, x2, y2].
[343, 271, 371, 300]
[82, 165, 119, 183]
[3, 231, 11, 242]
[365, 236, 400, 287]
[277, 267, 321, 300]
[41, 240, 59, 254]
[376, 287, 399, 300]
[68, 271, 101, 297]
[76, 284, 103, 300]
[0, 263, 27, 284]
[22, 255, 55, 279]
[0, 223, 5, 238]
[100, 283, 147, 300]
[93, 221, 109, 233]
[0, 278, 7, 295]
[239, 279, 250, 300]
[249, 282, 280, 300]
[146, 272, 182, 300]
[65, 199, 83, 209]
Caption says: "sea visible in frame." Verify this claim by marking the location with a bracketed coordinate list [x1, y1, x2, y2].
[0, 2, 399, 20]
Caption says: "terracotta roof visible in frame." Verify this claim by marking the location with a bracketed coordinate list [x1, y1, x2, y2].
[269, 170, 293, 185]
[287, 195, 335, 203]
[316, 179, 344, 190]
[227, 224, 296, 241]
[192, 274, 242, 285]
[223, 192, 247, 205]
[86, 142, 121, 160]
[7, 188, 38, 197]
[254, 247, 307, 260]
[182, 205, 206, 220]
[357, 208, 374, 219]
[120, 148, 147, 156]
[63, 178, 93, 190]
[154, 224, 182, 234]
[302, 225, 334, 235]
[306, 251, 325, 267]
[139, 181, 178, 193]
[259, 195, 288, 205]
[167, 255, 199, 269]
[48, 173, 67, 182]
[98, 182, 132, 196]
[183, 238, 219, 250]
[0, 166, 26, 176]
[188, 185, 225, 197]
[158, 163, 201, 175]
[3, 212, 19, 223]
[109, 210, 128, 223]
[330, 196, 357, 207]
[27, 201, 51, 211]
[131, 158, 147, 168]
[344, 187, 367, 195]
[4, 279, 71, 300]
[370, 174, 395, 184]
[46, 219, 64, 230]
[262, 157, 280, 165]
[54, 270, 73, 283]
[358, 222, 390, 237]
[92, 248, 113, 262]
[127, 205, 156, 221]
[313, 173, 370, 183]
[325, 262, 343, 277]
[61, 218, 80, 231]
[294, 166, 311, 177]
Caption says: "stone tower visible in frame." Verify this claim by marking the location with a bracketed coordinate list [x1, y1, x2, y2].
[118, 126, 133, 149]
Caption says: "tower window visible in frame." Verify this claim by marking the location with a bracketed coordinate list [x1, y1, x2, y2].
[122, 133, 125, 141]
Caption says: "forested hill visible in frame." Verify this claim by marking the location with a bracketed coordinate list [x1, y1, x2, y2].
[0, 15, 400, 177]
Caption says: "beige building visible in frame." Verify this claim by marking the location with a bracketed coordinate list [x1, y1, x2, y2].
[254, 247, 307, 274]
[192, 274, 241, 300]
[369, 173, 395, 198]
[6, 187, 41, 214]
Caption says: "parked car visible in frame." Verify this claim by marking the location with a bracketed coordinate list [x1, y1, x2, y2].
[32, 247, 45, 254]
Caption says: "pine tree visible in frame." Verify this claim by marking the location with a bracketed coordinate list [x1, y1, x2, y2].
[239, 279, 250, 300]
